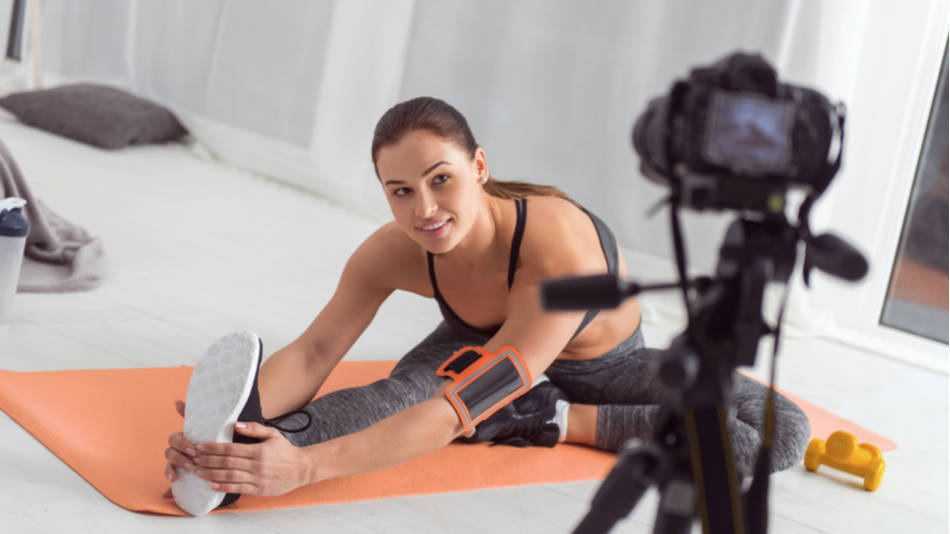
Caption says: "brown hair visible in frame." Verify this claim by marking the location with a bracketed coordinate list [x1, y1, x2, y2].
[371, 96, 569, 200]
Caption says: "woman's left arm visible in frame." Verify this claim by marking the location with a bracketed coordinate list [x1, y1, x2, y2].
[309, 280, 589, 483]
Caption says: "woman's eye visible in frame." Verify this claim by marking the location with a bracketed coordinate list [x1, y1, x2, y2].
[433, 174, 449, 184]
[393, 187, 410, 197]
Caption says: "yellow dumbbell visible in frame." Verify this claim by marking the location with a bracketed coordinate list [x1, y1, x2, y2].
[804, 430, 885, 491]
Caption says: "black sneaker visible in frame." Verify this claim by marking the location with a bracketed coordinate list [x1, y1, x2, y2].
[461, 378, 568, 448]
[171, 331, 311, 515]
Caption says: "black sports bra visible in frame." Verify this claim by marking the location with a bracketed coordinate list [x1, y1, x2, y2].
[427, 197, 619, 341]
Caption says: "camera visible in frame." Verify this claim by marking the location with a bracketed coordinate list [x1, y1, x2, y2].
[633, 52, 845, 212]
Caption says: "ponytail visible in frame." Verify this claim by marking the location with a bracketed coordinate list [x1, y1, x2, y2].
[481, 177, 569, 200]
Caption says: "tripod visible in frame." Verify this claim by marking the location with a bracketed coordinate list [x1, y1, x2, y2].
[546, 214, 801, 534]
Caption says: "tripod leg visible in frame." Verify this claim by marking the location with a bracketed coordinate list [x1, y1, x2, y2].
[572, 444, 658, 534]
[652, 477, 695, 534]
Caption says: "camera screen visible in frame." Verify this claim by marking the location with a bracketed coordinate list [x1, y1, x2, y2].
[703, 90, 794, 175]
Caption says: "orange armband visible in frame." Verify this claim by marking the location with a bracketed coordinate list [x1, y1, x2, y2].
[435, 345, 533, 433]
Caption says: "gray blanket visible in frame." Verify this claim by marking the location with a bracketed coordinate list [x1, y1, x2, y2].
[0, 138, 105, 292]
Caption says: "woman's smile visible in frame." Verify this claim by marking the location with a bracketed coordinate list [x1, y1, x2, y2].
[418, 218, 452, 238]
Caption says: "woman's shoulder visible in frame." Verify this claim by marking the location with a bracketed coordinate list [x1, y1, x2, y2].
[524, 194, 586, 221]
[518, 195, 606, 277]
[523, 195, 595, 239]
[351, 221, 430, 293]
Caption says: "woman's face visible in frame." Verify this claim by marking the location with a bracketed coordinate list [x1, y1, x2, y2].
[375, 129, 487, 254]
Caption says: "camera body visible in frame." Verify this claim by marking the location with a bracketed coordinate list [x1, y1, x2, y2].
[634, 52, 844, 212]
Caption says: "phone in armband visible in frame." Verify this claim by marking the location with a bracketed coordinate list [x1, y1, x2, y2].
[435, 345, 533, 433]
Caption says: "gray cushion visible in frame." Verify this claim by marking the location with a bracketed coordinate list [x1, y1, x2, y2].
[0, 83, 188, 149]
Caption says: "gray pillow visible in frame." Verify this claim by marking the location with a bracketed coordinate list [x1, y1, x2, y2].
[0, 83, 188, 149]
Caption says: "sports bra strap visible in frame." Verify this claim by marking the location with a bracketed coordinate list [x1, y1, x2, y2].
[507, 198, 527, 289]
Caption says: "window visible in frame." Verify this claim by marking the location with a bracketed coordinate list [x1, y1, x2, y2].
[880, 45, 949, 343]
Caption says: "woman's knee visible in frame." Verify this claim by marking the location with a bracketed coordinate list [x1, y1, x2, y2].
[771, 397, 811, 469]
[733, 394, 811, 473]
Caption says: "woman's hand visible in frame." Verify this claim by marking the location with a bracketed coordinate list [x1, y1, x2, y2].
[185, 422, 313, 497]
[163, 399, 196, 492]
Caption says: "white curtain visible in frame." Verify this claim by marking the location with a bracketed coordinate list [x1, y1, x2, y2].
[397, 0, 800, 273]
[39, 0, 415, 219]
[36, 0, 799, 269]
[43, 1, 335, 144]
[22, 0, 950, 350]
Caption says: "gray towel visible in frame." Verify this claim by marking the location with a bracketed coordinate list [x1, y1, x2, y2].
[0, 138, 105, 292]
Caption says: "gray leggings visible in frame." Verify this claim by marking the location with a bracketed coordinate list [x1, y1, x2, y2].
[279, 322, 810, 476]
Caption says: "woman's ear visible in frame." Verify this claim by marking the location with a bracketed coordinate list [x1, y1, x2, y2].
[473, 147, 488, 178]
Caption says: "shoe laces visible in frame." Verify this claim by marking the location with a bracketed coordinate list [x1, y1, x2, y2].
[263, 410, 313, 434]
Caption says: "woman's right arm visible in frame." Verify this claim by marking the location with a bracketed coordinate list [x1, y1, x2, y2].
[164, 225, 413, 486]
[256, 231, 397, 419]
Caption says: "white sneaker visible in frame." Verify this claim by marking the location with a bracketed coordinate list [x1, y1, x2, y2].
[171, 330, 262, 516]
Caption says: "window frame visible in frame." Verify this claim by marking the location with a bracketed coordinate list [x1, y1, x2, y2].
[879, 44, 948, 344]
[791, 1, 949, 373]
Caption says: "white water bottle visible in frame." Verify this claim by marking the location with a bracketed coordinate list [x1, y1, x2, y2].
[0, 197, 29, 322]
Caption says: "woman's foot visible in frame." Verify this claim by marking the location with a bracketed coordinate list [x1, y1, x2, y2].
[462, 376, 569, 447]
[171, 331, 264, 515]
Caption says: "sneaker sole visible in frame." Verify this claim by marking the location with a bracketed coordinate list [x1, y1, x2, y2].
[171, 330, 261, 516]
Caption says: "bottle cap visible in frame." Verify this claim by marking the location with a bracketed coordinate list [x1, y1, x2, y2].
[0, 197, 30, 238]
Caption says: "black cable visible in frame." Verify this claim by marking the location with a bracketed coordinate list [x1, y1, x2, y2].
[668, 194, 694, 324]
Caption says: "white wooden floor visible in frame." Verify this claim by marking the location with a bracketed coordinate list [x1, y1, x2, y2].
[0, 117, 947, 533]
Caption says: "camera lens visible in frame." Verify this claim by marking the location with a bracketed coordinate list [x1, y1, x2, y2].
[632, 97, 671, 183]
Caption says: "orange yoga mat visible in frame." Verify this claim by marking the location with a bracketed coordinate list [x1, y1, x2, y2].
[0, 361, 895, 516]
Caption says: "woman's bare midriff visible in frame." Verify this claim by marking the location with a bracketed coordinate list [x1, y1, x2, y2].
[554, 295, 642, 362]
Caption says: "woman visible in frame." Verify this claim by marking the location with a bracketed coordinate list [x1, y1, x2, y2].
[163, 96, 810, 501]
